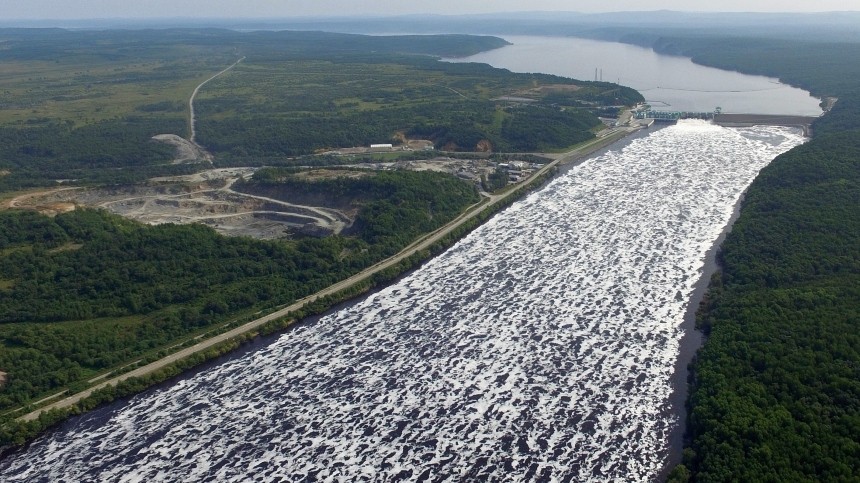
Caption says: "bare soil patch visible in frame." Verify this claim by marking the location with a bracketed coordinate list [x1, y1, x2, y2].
[539, 84, 582, 93]
[407, 139, 434, 150]
[3, 187, 81, 214]
[38, 202, 77, 216]
[152, 134, 213, 164]
[47, 243, 84, 254]
[10, 169, 353, 239]
[511, 84, 583, 99]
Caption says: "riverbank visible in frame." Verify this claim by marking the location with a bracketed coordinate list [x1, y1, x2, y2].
[1, 124, 647, 449]
[657, 186, 743, 481]
[560, 123, 709, 482]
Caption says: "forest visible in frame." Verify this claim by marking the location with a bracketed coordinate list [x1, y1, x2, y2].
[676, 131, 860, 482]
[635, 34, 860, 483]
[0, 169, 478, 414]
[193, 54, 637, 158]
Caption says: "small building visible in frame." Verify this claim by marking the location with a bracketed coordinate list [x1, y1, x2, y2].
[370, 143, 394, 151]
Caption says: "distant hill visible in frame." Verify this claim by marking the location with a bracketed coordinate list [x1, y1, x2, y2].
[21, 11, 858, 42]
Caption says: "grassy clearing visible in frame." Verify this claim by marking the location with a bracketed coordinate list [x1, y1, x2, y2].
[0, 58, 213, 127]
[0, 246, 30, 257]
[46, 243, 83, 254]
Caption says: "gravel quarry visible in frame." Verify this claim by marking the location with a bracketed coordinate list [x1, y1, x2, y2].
[9, 168, 353, 239]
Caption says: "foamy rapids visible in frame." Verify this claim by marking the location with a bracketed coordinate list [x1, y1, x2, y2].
[0, 121, 805, 482]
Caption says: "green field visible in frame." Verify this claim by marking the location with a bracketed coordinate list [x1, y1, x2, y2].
[0, 55, 210, 127]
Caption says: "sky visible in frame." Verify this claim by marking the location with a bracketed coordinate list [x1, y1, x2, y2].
[2, 0, 859, 20]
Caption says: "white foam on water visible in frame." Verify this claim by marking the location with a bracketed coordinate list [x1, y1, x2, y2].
[0, 122, 805, 482]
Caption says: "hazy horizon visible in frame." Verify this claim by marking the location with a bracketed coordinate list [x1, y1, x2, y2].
[4, 0, 860, 21]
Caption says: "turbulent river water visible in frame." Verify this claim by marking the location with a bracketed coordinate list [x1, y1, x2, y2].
[1, 121, 805, 482]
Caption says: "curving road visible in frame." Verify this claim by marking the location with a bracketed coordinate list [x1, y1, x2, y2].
[188, 57, 245, 145]
[93, 175, 352, 234]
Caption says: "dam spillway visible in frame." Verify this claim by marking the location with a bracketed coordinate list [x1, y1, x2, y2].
[637, 111, 818, 135]
[713, 113, 819, 136]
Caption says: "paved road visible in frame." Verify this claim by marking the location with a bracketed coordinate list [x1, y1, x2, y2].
[18, 126, 641, 422]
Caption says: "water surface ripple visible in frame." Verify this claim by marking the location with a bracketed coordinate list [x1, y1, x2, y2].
[1, 122, 805, 482]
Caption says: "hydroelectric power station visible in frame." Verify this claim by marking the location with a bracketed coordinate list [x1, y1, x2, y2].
[634, 109, 717, 122]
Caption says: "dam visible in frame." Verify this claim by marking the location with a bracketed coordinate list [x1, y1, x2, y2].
[636, 110, 818, 136]
[635, 110, 715, 122]
[713, 113, 819, 136]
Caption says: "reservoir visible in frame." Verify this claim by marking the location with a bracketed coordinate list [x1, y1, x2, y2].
[0, 36, 818, 481]
[449, 35, 823, 115]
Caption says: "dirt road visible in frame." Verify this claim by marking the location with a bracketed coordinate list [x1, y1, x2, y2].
[188, 57, 244, 145]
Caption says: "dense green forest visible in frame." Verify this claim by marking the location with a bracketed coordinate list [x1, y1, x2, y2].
[622, 34, 860, 482]
[239, 168, 480, 254]
[0, 119, 192, 191]
[674, 132, 860, 482]
[0, 169, 478, 412]
[194, 54, 637, 157]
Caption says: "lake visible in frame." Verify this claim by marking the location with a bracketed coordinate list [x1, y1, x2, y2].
[448, 35, 823, 115]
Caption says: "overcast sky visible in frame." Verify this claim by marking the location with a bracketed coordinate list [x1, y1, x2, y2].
[3, 0, 860, 20]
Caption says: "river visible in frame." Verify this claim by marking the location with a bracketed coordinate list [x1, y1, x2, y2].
[1, 122, 805, 482]
[0, 37, 815, 482]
